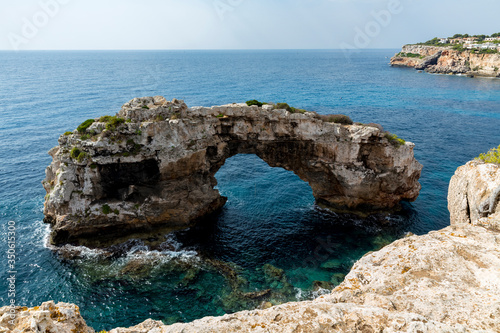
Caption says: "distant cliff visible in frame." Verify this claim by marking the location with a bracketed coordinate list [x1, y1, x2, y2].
[390, 45, 500, 77]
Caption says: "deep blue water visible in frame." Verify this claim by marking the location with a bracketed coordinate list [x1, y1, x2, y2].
[0, 50, 499, 330]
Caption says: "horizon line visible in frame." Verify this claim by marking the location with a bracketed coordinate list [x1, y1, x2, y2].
[0, 47, 402, 52]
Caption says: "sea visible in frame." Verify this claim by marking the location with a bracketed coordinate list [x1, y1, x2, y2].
[0, 50, 499, 331]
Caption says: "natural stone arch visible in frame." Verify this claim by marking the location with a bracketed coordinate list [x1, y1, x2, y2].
[43, 97, 422, 247]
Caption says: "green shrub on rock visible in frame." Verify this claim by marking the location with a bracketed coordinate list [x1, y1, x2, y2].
[102, 204, 111, 214]
[70, 147, 81, 159]
[246, 100, 263, 107]
[385, 132, 406, 147]
[320, 114, 353, 125]
[476, 145, 500, 164]
[397, 52, 422, 58]
[77, 119, 95, 133]
[76, 152, 88, 163]
[275, 103, 292, 111]
[274, 103, 307, 114]
[70, 147, 89, 162]
[99, 115, 125, 131]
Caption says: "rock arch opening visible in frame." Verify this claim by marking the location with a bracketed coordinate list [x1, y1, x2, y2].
[213, 154, 315, 217]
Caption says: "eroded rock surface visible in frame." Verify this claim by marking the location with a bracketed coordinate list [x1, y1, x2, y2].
[449, 160, 500, 231]
[43, 97, 422, 246]
[0, 301, 93, 333]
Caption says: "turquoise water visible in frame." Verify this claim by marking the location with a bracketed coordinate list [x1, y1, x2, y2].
[1, 50, 499, 330]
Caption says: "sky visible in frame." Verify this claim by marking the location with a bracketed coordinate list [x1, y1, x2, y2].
[0, 0, 499, 50]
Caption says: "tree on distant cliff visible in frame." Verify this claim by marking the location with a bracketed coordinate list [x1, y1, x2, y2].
[492, 33, 500, 37]
[421, 37, 442, 46]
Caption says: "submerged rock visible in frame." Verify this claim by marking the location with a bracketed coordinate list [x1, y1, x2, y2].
[320, 259, 343, 271]
[330, 272, 346, 285]
[43, 97, 422, 247]
[312, 280, 335, 291]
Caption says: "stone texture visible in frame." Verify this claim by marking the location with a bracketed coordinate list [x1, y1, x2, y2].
[43, 97, 422, 247]
[390, 45, 500, 77]
[449, 160, 500, 231]
[414, 50, 442, 70]
[390, 45, 444, 68]
[0, 301, 93, 333]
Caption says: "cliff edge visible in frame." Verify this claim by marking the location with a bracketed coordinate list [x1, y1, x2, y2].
[42, 97, 422, 247]
[390, 44, 500, 77]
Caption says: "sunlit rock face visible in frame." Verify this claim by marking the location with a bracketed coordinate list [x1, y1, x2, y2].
[448, 160, 500, 231]
[43, 96, 422, 247]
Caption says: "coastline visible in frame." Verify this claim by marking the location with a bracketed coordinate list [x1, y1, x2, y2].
[390, 44, 500, 78]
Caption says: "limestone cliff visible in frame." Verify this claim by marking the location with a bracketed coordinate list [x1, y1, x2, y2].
[43, 97, 422, 247]
[390, 44, 500, 77]
[0, 301, 93, 333]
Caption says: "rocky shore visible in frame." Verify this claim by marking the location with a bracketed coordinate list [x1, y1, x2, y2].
[390, 44, 500, 77]
[4, 158, 500, 332]
[42, 97, 422, 247]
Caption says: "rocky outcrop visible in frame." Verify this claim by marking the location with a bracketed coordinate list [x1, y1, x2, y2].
[390, 44, 500, 77]
[0, 301, 93, 333]
[448, 160, 500, 231]
[43, 97, 422, 247]
[390, 45, 444, 68]
[414, 50, 442, 70]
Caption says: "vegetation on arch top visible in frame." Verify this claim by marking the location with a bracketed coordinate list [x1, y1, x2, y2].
[245, 99, 354, 125]
[245, 100, 405, 147]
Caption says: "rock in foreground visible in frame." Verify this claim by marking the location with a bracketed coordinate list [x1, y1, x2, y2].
[0, 301, 93, 333]
[43, 97, 422, 247]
